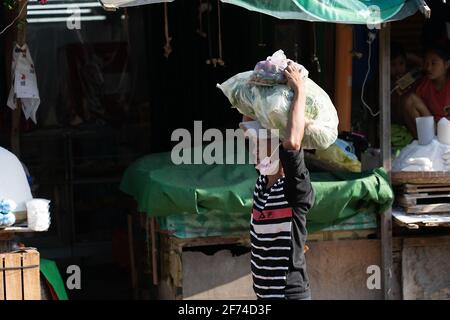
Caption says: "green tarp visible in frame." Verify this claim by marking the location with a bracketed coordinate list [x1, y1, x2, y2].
[221, 0, 420, 23]
[40, 259, 69, 300]
[120, 151, 393, 233]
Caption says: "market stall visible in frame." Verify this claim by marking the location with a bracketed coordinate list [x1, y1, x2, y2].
[0, 146, 52, 300]
[110, 0, 435, 300]
[121, 149, 393, 299]
[0, 0, 62, 300]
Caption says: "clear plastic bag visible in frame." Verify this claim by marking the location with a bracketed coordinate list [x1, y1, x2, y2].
[217, 71, 339, 150]
[249, 50, 308, 86]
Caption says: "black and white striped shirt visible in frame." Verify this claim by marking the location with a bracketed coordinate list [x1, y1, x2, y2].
[251, 146, 315, 300]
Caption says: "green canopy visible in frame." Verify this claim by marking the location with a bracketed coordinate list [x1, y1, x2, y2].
[221, 0, 421, 24]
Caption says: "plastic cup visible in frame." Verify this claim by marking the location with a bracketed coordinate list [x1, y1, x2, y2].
[416, 116, 435, 145]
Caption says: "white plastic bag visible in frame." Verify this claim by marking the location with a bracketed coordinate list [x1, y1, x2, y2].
[249, 50, 309, 86]
[217, 71, 339, 150]
[392, 138, 450, 172]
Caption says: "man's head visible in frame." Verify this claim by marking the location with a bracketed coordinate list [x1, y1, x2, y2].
[240, 120, 283, 176]
[391, 42, 407, 81]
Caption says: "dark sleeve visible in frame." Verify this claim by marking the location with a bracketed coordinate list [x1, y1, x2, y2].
[279, 145, 315, 211]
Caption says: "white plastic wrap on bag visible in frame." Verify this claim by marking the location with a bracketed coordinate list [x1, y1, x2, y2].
[26, 199, 51, 231]
[217, 71, 339, 150]
[392, 138, 450, 172]
[249, 50, 309, 86]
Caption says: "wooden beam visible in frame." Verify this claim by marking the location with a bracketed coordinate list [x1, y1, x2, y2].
[11, 0, 28, 156]
[379, 23, 394, 300]
[334, 24, 353, 133]
[127, 214, 138, 299]
[150, 217, 158, 286]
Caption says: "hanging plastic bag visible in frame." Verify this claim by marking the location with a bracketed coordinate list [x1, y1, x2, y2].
[7, 44, 41, 123]
[217, 70, 339, 150]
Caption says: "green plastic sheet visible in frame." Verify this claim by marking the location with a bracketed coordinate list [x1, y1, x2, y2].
[120, 151, 393, 233]
[40, 259, 69, 300]
[221, 0, 419, 24]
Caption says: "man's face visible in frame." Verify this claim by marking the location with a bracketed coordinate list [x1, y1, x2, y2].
[249, 137, 279, 165]
[391, 56, 407, 81]
[255, 138, 272, 165]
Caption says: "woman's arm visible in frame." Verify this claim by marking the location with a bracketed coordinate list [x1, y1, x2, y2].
[282, 63, 307, 151]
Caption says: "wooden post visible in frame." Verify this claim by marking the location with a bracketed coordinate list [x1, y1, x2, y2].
[334, 24, 353, 133]
[127, 214, 138, 299]
[11, 0, 28, 156]
[379, 23, 393, 300]
[150, 217, 158, 286]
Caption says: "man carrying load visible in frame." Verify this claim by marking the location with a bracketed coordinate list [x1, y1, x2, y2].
[242, 63, 315, 300]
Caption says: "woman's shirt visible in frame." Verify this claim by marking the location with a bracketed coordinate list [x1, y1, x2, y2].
[416, 74, 450, 121]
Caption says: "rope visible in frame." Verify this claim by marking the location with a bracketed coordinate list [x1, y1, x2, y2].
[216, 0, 224, 66]
[0, 264, 39, 271]
[163, 1, 172, 59]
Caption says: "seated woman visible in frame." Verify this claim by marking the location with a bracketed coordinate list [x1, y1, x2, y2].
[402, 42, 450, 138]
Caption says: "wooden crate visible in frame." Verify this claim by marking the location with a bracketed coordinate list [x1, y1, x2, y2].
[391, 171, 450, 186]
[396, 183, 450, 214]
[0, 250, 40, 300]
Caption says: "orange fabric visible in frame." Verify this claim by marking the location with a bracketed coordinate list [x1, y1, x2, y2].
[415, 74, 450, 121]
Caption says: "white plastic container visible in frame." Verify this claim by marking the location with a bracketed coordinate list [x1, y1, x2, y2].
[437, 117, 450, 145]
[26, 199, 51, 231]
[416, 116, 435, 145]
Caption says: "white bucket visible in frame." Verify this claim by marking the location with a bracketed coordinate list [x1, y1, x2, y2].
[26, 199, 51, 231]
[437, 117, 450, 145]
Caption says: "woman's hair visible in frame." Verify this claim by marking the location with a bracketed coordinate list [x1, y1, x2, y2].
[424, 40, 450, 61]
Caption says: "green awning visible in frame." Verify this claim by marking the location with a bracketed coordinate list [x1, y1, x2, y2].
[221, 0, 421, 24]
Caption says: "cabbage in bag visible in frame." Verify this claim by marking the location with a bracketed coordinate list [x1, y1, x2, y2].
[217, 71, 339, 150]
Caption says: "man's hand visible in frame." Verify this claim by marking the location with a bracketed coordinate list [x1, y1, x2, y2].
[284, 62, 306, 95]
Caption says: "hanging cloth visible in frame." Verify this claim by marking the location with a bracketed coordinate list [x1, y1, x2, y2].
[7, 43, 41, 124]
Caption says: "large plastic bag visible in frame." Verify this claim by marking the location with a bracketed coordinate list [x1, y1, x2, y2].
[392, 138, 450, 172]
[217, 71, 339, 150]
[314, 140, 361, 172]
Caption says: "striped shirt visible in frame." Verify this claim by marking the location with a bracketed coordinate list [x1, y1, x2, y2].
[251, 175, 291, 299]
[251, 146, 315, 300]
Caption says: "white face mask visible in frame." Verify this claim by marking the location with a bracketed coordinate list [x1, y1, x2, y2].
[255, 143, 281, 176]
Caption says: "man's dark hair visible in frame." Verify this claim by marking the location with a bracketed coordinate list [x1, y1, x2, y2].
[391, 42, 407, 61]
